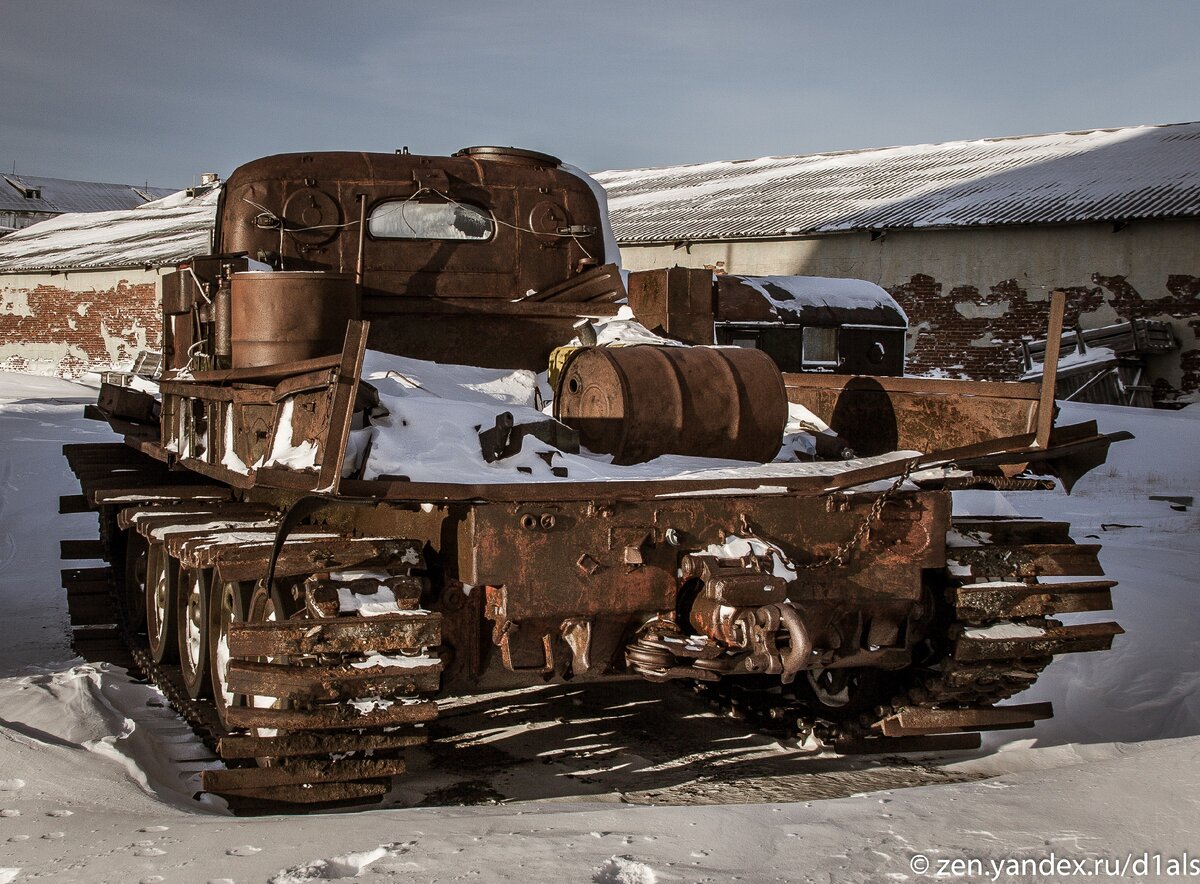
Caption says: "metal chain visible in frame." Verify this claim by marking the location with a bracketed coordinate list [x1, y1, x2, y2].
[797, 457, 921, 570]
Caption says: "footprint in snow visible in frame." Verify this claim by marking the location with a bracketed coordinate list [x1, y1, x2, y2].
[47, 810, 73, 817]
[227, 845, 263, 856]
[0, 810, 19, 818]
[139, 825, 169, 833]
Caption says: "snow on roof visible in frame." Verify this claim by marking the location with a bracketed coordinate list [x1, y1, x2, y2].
[718, 274, 908, 327]
[0, 173, 176, 215]
[594, 121, 1200, 243]
[0, 186, 219, 272]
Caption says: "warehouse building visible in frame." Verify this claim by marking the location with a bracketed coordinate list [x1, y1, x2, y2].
[0, 185, 217, 377]
[596, 122, 1200, 403]
[0, 173, 175, 236]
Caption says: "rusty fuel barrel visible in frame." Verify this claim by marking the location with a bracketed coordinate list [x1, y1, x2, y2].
[554, 344, 788, 465]
[230, 271, 360, 368]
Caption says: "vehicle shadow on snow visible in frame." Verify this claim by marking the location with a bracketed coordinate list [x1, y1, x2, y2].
[391, 680, 981, 809]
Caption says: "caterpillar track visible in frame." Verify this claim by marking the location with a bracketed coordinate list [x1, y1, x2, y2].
[61, 442, 443, 812]
[691, 515, 1123, 754]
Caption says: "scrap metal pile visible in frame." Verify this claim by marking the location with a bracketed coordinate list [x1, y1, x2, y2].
[61, 148, 1128, 810]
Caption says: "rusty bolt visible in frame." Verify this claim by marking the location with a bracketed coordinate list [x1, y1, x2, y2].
[540, 513, 556, 530]
[520, 513, 538, 530]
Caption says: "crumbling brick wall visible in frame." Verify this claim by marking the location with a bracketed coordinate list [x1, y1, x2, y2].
[0, 272, 161, 378]
[888, 273, 1200, 400]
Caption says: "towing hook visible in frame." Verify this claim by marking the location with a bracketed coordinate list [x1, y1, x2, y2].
[773, 603, 811, 685]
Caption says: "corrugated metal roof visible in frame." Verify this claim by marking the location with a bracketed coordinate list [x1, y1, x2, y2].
[0, 174, 176, 215]
[0, 188, 219, 272]
[594, 122, 1200, 244]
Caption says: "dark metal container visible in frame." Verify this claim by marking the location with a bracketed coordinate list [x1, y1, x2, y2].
[230, 272, 360, 368]
[554, 344, 788, 465]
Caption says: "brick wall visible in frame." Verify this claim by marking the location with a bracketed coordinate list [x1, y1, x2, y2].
[889, 273, 1200, 398]
[0, 270, 162, 378]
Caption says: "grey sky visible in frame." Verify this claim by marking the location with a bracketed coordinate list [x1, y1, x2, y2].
[2, 1, 1197, 189]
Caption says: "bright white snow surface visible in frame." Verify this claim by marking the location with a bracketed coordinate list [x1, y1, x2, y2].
[1, 373, 1199, 882]
[733, 275, 908, 324]
[355, 347, 914, 485]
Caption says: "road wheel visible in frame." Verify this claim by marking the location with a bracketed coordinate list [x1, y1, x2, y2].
[245, 580, 300, 742]
[209, 578, 253, 729]
[145, 542, 178, 664]
[177, 567, 213, 699]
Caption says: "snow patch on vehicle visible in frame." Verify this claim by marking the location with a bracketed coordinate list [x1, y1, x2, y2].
[699, 534, 797, 580]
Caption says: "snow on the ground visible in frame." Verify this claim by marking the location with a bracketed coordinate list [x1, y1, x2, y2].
[1, 372, 1198, 882]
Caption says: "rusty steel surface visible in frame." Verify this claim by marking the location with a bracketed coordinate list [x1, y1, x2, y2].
[217, 150, 609, 371]
[223, 700, 438, 731]
[216, 731, 426, 760]
[952, 622, 1124, 662]
[554, 344, 788, 464]
[783, 372, 1042, 457]
[224, 659, 441, 702]
[952, 579, 1116, 622]
[201, 758, 407, 792]
[226, 614, 441, 656]
[230, 271, 360, 368]
[877, 703, 1054, 737]
[59, 146, 1130, 809]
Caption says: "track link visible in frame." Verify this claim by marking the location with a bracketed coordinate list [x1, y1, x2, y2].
[693, 514, 1122, 754]
[61, 442, 441, 812]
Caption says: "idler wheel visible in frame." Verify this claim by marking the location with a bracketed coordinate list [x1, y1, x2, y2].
[123, 531, 148, 634]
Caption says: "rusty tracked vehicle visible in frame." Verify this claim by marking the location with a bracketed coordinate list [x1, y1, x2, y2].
[63, 147, 1128, 810]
